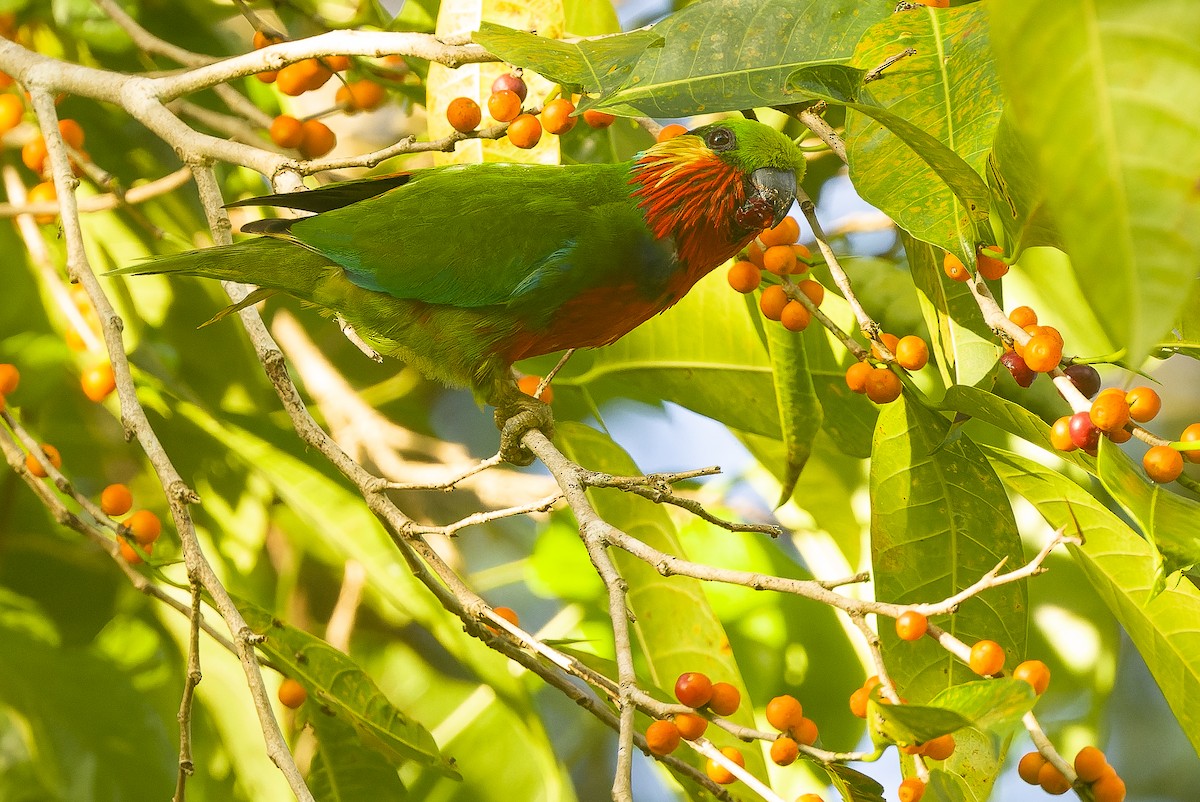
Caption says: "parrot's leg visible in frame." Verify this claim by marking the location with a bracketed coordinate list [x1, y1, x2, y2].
[492, 381, 555, 466]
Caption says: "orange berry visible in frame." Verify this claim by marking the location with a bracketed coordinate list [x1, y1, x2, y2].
[304, 62, 332, 91]
[1181, 423, 1200, 463]
[1092, 766, 1127, 802]
[1050, 416, 1077, 452]
[895, 610, 928, 641]
[912, 0, 950, 6]
[673, 711, 708, 740]
[1125, 386, 1161, 422]
[745, 240, 765, 268]
[541, 98, 577, 135]
[645, 719, 681, 755]
[126, 509, 162, 545]
[865, 368, 902, 404]
[1143, 445, 1183, 483]
[582, 109, 615, 128]
[765, 694, 804, 732]
[871, 332, 900, 361]
[322, 55, 351, 72]
[506, 114, 542, 149]
[1023, 334, 1063, 373]
[943, 252, 969, 281]
[100, 483, 133, 517]
[487, 89, 522, 122]
[894, 336, 929, 371]
[446, 97, 482, 133]
[516, 374, 553, 403]
[845, 362, 872, 394]
[27, 181, 57, 224]
[21, 136, 47, 174]
[968, 639, 1005, 676]
[255, 70, 278, 84]
[1012, 659, 1051, 695]
[252, 30, 280, 49]
[1073, 745, 1108, 783]
[675, 672, 713, 708]
[277, 677, 307, 709]
[792, 716, 818, 746]
[1018, 751, 1047, 784]
[849, 686, 870, 718]
[1009, 306, 1038, 328]
[762, 244, 797, 275]
[298, 119, 336, 159]
[976, 245, 1008, 280]
[25, 443, 61, 478]
[0, 93, 23, 134]
[769, 736, 799, 766]
[760, 216, 800, 248]
[492, 606, 519, 627]
[1108, 425, 1132, 444]
[707, 682, 740, 716]
[118, 536, 152, 564]
[656, 123, 687, 142]
[705, 747, 744, 785]
[898, 777, 925, 802]
[780, 300, 810, 332]
[792, 242, 812, 262]
[336, 79, 386, 112]
[727, 260, 761, 293]
[759, 284, 788, 321]
[863, 675, 881, 694]
[922, 733, 955, 760]
[796, 279, 823, 307]
[1038, 761, 1071, 795]
[57, 118, 84, 149]
[81, 362, 116, 402]
[268, 115, 304, 149]
[276, 59, 324, 96]
[1089, 393, 1130, 432]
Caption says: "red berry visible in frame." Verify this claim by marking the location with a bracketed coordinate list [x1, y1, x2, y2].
[674, 672, 713, 708]
[1001, 351, 1035, 388]
[1069, 411, 1100, 451]
[490, 72, 527, 102]
[1063, 363, 1101, 398]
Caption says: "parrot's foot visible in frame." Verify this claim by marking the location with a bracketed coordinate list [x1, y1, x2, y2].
[494, 395, 555, 466]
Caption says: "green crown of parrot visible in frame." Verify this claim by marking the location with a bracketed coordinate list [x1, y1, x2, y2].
[111, 117, 804, 459]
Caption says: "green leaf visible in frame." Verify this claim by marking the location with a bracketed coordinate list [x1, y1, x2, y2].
[307, 709, 411, 802]
[985, 112, 1061, 257]
[904, 233, 1000, 390]
[984, 446, 1200, 756]
[799, 317, 877, 458]
[827, 763, 886, 802]
[562, 0, 619, 36]
[555, 422, 767, 789]
[868, 697, 970, 745]
[239, 602, 458, 777]
[598, 0, 890, 117]
[473, 23, 659, 100]
[927, 766, 979, 802]
[927, 678, 1036, 733]
[763, 320, 822, 504]
[836, 4, 1000, 258]
[870, 396, 1027, 702]
[1096, 439, 1200, 574]
[988, 0, 1200, 366]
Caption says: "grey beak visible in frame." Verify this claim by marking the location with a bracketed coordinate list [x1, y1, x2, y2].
[750, 167, 798, 227]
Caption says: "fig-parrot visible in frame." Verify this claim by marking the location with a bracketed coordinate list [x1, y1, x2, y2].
[112, 118, 805, 461]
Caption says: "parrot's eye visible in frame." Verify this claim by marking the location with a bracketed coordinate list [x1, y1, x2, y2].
[705, 127, 735, 152]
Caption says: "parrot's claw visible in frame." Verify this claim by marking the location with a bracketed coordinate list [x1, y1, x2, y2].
[494, 396, 555, 466]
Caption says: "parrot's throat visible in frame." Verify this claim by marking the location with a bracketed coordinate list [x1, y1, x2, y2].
[630, 143, 754, 274]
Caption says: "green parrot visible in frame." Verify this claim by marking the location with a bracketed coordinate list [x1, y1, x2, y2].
[112, 118, 805, 461]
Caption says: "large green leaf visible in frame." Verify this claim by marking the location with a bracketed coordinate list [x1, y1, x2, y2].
[989, 0, 1200, 366]
[597, 0, 890, 117]
[841, 3, 1001, 259]
[556, 422, 767, 791]
[985, 112, 1062, 257]
[307, 710, 411, 801]
[240, 602, 457, 777]
[870, 396, 1027, 702]
[763, 319, 822, 504]
[1096, 439, 1200, 574]
[985, 446, 1200, 756]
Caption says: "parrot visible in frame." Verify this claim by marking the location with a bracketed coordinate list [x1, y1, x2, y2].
[111, 117, 805, 462]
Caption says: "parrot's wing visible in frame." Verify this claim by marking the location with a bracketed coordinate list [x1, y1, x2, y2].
[283, 162, 655, 310]
[227, 172, 415, 216]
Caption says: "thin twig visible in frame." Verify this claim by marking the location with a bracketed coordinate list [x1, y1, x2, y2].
[172, 579, 203, 802]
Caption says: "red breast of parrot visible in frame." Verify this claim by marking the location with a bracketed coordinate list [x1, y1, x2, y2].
[113, 118, 805, 406]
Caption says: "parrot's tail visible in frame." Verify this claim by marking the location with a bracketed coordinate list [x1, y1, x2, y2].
[108, 238, 334, 302]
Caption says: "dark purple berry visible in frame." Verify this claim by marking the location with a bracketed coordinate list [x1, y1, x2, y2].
[1069, 411, 1100, 450]
[491, 72, 527, 102]
[1001, 351, 1035, 388]
[1063, 363, 1101, 399]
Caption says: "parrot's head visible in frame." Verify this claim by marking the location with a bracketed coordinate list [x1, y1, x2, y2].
[630, 118, 806, 270]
